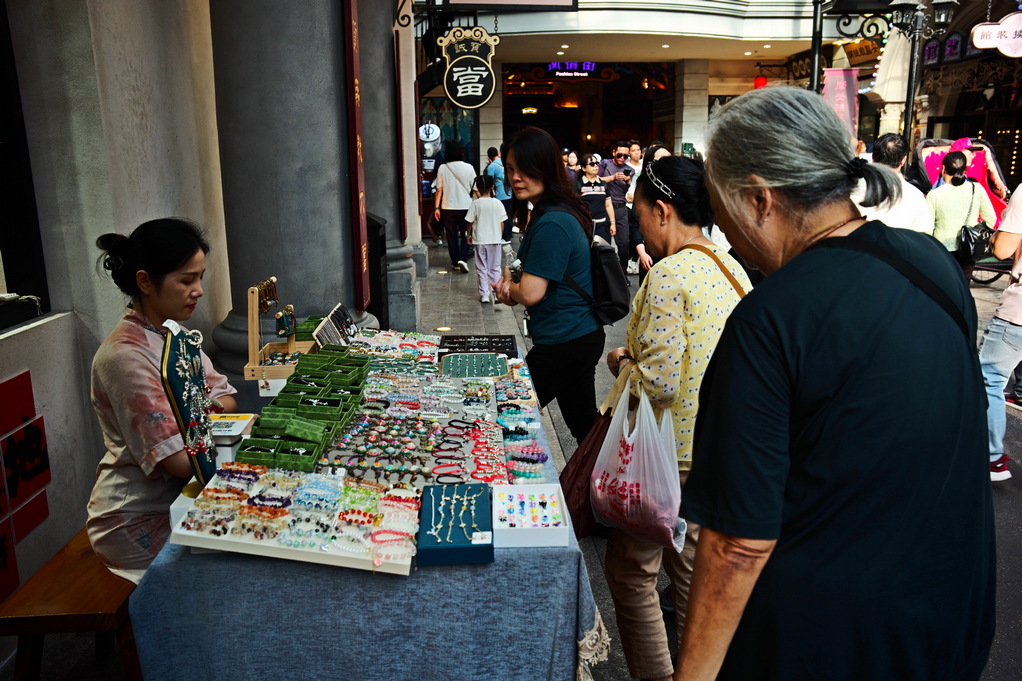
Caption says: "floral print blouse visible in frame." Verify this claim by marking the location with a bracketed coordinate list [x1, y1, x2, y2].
[626, 245, 750, 471]
[86, 310, 235, 574]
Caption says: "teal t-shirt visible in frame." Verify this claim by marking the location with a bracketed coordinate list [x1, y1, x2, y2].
[517, 207, 600, 344]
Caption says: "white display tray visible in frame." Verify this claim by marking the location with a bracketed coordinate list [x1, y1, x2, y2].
[169, 468, 412, 576]
[171, 524, 411, 576]
[491, 483, 570, 548]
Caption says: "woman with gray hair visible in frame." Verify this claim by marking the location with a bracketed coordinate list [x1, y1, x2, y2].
[673, 87, 994, 681]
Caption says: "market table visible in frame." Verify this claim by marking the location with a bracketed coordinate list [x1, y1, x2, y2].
[129, 424, 610, 681]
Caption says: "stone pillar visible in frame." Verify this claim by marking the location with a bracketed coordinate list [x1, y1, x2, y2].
[208, 1, 372, 410]
[478, 70, 504, 170]
[878, 103, 906, 136]
[356, 0, 421, 331]
[674, 60, 710, 154]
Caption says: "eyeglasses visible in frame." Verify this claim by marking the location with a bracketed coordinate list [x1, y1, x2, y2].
[614, 153, 628, 159]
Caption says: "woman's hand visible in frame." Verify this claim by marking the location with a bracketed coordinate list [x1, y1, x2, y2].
[607, 346, 630, 377]
[610, 223, 617, 237]
[637, 245, 653, 271]
[493, 273, 515, 306]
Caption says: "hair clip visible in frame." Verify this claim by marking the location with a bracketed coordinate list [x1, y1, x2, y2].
[645, 160, 676, 200]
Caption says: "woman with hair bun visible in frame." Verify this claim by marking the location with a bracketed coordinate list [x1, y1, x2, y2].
[927, 150, 997, 266]
[602, 155, 750, 681]
[88, 218, 237, 583]
[673, 87, 993, 681]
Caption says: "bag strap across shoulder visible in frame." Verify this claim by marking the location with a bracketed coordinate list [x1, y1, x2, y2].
[682, 244, 746, 298]
[811, 236, 970, 340]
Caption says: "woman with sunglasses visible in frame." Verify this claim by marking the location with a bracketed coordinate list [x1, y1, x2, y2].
[577, 153, 615, 243]
[494, 127, 604, 444]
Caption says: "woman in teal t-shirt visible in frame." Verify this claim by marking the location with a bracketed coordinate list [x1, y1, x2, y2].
[493, 126, 605, 444]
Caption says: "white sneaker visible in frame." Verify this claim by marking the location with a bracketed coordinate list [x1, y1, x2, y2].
[457, 260, 469, 272]
[627, 259, 639, 274]
[480, 295, 491, 304]
[512, 226, 521, 234]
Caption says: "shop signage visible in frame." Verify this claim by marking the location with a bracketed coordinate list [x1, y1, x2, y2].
[786, 46, 831, 81]
[971, 12, 1022, 58]
[545, 61, 598, 77]
[822, 68, 858, 140]
[437, 26, 500, 109]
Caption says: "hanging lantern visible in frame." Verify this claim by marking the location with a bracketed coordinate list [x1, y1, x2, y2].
[754, 76, 768, 89]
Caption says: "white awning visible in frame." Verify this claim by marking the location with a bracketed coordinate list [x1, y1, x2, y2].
[869, 27, 910, 104]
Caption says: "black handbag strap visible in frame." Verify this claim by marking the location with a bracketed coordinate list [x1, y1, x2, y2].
[812, 237, 970, 340]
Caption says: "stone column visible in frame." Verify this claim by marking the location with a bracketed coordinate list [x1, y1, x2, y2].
[356, 0, 421, 331]
[674, 60, 710, 154]
[208, 1, 373, 410]
[878, 102, 906, 136]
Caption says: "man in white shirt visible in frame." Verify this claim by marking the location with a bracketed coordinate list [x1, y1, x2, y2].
[433, 141, 477, 272]
[852, 133, 934, 234]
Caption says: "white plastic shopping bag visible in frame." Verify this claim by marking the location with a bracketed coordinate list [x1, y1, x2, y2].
[590, 387, 684, 550]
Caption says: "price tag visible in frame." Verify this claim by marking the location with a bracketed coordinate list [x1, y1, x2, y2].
[471, 531, 492, 545]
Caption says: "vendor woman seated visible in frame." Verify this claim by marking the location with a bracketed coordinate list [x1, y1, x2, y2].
[87, 218, 237, 583]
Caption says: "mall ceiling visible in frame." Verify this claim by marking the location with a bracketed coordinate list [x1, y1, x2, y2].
[493, 33, 813, 64]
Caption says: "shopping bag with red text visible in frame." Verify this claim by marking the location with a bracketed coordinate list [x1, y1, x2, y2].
[589, 387, 684, 551]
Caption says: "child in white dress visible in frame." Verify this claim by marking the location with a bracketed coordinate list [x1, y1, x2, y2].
[465, 175, 508, 303]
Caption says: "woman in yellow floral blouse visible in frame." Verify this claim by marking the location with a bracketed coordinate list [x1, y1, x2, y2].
[603, 156, 750, 681]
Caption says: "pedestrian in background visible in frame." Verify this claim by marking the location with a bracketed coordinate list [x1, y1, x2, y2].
[484, 146, 513, 241]
[465, 174, 507, 305]
[599, 141, 635, 281]
[576, 153, 614, 243]
[674, 86, 994, 681]
[979, 185, 1022, 481]
[927, 150, 996, 277]
[433, 140, 476, 273]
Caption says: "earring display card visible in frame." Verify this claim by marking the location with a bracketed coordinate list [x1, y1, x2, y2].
[439, 335, 518, 358]
[416, 484, 494, 566]
[492, 484, 570, 548]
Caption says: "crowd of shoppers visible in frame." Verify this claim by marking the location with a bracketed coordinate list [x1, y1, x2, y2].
[420, 84, 1007, 681]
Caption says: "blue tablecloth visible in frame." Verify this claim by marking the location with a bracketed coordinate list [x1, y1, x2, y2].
[129, 413, 610, 681]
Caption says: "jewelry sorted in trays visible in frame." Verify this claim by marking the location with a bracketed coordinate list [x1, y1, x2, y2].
[172, 329, 570, 573]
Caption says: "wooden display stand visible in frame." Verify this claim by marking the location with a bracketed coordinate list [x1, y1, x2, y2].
[242, 279, 317, 381]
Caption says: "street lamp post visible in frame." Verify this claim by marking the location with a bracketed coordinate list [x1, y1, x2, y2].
[827, 1, 958, 141]
[888, 0, 958, 140]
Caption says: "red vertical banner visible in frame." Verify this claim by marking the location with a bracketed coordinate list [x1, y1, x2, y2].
[822, 68, 859, 141]
[342, 0, 370, 312]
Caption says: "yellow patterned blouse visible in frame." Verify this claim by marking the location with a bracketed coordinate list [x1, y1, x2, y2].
[626, 244, 751, 471]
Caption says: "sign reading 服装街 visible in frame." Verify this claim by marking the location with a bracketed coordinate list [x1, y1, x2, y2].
[437, 26, 500, 109]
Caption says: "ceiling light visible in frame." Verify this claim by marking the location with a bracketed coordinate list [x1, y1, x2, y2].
[557, 51, 564, 55]
[662, 44, 670, 48]
[764, 44, 772, 48]
[744, 51, 753, 56]
[561, 44, 569, 49]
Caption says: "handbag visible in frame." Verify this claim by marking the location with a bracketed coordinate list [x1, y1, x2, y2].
[560, 364, 633, 539]
[956, 183, 993, 263]
[590, 372, 685, 550]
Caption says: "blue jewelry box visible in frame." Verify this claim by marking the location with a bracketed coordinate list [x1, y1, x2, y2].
[416, 484, 494, 566]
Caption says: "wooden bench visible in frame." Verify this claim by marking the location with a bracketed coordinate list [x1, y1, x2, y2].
[0, 528, 143, 681]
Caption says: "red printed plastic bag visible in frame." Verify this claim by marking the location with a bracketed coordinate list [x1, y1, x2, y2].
[589, 386, 685, 551]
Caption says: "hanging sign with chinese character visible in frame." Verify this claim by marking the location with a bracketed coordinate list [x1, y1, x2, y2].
[822, 68, 859, 140]
[437, 27, 500, 109]
[971, 12, 1022, 58]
